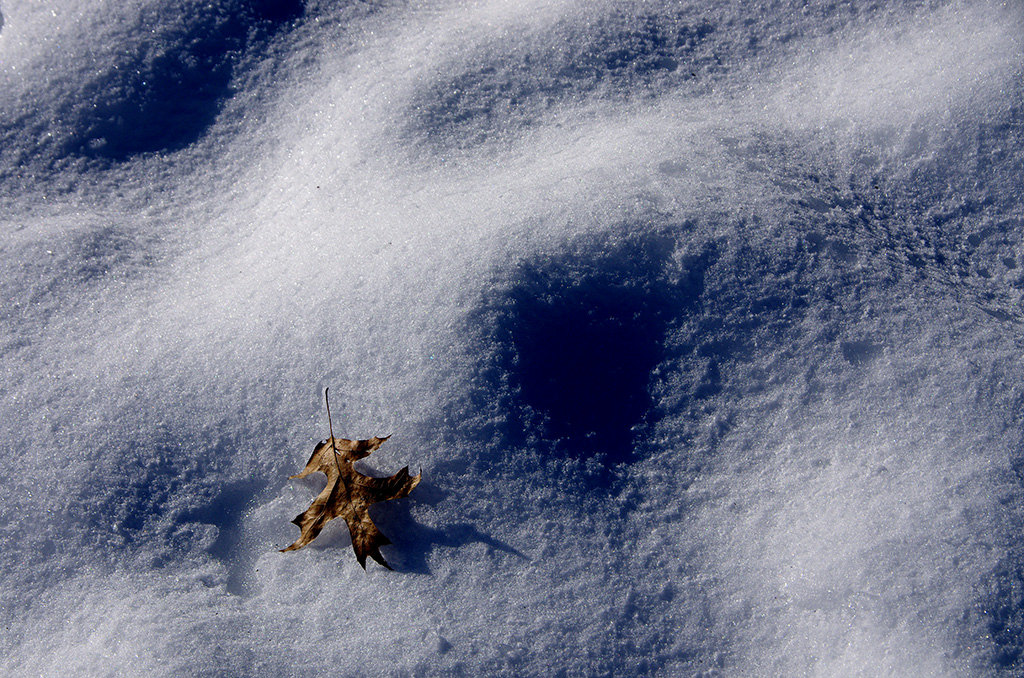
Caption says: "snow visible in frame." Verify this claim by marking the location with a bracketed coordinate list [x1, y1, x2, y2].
[2, 0, 1023, 675]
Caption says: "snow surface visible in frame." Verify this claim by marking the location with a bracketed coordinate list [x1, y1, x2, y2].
[1, 0, 1023, 675]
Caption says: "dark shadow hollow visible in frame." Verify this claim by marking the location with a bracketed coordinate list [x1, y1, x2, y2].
[66, 415, 285, 597]
[485, 227, 709, 471]
[179, 477, 264, 595]
[407, 10, 717, 150]
[68, 0, 304, 160]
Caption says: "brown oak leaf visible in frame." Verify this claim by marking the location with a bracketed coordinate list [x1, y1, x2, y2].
[282, 435, 420, 569]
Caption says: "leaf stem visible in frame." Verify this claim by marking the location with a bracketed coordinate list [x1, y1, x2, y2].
[325, 387, 343, 478]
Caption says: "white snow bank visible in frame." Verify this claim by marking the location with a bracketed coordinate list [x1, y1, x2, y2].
[2, 0, 1023, 675]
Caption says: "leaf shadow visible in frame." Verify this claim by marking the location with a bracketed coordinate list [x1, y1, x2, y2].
[376, 480, 526, 574]
[377, 503, 527, 575]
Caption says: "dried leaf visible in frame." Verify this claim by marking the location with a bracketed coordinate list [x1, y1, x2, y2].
[282, 435, 420, 569]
